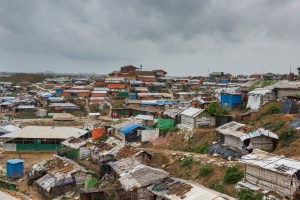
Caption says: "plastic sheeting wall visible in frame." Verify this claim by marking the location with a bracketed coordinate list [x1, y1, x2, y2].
[141, 129, 159, 142]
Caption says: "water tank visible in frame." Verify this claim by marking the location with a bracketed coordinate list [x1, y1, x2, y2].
[6, 159, 24, 178]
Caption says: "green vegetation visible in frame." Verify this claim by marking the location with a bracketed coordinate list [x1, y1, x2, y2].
[90, 105, 100, 112]
[271, 120, 284, 131]
[206, 101, 229, 116]
[111, 101, 125, 108]
[185, 142, 209, 154]
[98, 136, 108, 142]
[237, 188, 263, 200]
[223, 166, 244, 185]
[264, 104, 281, 115]
[279, 128, 299, 147]
[199, 164, 214, 177]
[249, 80, 277, 91]
[0, 73, 50, 84]
[85, 179, 100, 188]
[209, 182, 225, 193]
[180, 157, 193, 170]
[263, 122, 272, 129]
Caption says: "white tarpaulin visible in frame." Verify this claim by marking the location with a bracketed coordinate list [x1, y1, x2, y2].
[246, 89, 273, 110]
[141, 129, 159, 142]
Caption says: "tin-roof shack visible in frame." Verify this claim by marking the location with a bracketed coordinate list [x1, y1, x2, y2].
[217, 121, 278, 151]
[180, 107, 216, 129]
[241, 149, 300, 198]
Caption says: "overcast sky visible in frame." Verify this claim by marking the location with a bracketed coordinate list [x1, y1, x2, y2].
[0, 0, 299, 76]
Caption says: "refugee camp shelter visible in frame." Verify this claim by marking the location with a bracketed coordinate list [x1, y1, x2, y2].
[49, 103, 80, 111]
[246, 89, 275, 110]
[33, 155, 89, 198]
[220, 93, 242, 109]
[274, 81, 300, 100]
[108, 157, 169, 199]
[113, 121, 146, 142]
[241, 149, 300, 198]
[180, 107, 216, 129]
[58, 137, 91, 160]
[1, 126, 88, 151]
[216, 122, 278, 151]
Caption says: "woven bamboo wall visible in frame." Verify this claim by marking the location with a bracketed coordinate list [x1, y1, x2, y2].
[246, 165, 292, 197]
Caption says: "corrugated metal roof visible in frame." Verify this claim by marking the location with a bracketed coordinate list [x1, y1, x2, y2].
[180, 107, 204, 117]
[61, 137, 86, 149]
[240, 128, 278, 141]
[216, 121, 246, 138]
[241, 149, 300, 176]
[109, 158, 169, 191]
[2, 126, 88, 139]
[49, 103, 79, 107]
[17, 105, 35, 109]
[134, 115, 154, 121]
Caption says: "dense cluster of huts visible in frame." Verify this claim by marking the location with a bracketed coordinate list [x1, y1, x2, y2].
[1, 66, 300, 199]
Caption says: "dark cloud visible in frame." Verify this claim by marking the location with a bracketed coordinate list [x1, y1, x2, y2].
[0, 0, 299, 75]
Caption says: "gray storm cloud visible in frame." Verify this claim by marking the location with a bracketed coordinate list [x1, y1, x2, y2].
[0, 0, 299, 75]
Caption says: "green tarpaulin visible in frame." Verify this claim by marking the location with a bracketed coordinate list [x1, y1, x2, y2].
[118, 91, 129, 97]
[158, 118, 174, 131]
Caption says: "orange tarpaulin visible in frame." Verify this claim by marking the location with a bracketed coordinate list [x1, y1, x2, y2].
[92, 127, 106, 140]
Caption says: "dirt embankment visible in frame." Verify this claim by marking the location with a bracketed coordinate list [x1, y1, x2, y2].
[144, 130, 243, 197]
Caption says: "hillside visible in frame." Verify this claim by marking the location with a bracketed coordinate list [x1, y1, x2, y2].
[0, 73, 51, 84]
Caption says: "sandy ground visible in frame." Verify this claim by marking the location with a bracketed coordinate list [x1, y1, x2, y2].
[0, 152, 53, 200]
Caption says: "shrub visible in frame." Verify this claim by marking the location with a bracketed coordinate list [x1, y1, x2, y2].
[264, 104, 281, 115]
[237, 188, 263, 200]
[209, 182, 225, 193]
[223, 166, 244, 184]
[185, 142, 210, 154]
[271, 120, 284, 131]
[263, 122, 272, 129]
[180, 157, 193, 170]
[85, 179, 100, 188]
[279, 128, 298, 147]
[199, 164, 213, 177]
[206, 101, 229, 116]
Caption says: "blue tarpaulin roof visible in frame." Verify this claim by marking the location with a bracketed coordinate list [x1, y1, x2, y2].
[157, 101, 173, 105]
[119, 122, 146, 134]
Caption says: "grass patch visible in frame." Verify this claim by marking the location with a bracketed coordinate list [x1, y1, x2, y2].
[85, 179, 100, 188]
[199, 164, 213, 177]
[271, 120, 284, 131]
[209, 182, 225, 193]
[279, 128, 299, 147]
[180, 157, 193, 170]
[263, 104, 281, 115]
[223, 166, 244, 185]
[237, 188, 263, 200]
[185, 142, 209, 154]
[263, 122, 272, 129]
